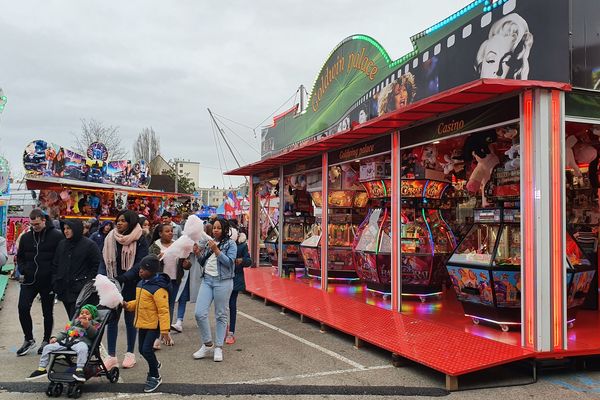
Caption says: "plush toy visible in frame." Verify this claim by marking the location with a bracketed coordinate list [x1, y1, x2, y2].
[463, 130, 499, 194]
[421, 144, 440, 170]
[503, 144, 520, 171]
[466, 152, 500, 193]
[94, 274, 123, 309]
[566, 135, 582, 177]
[442, 149, 465, 178]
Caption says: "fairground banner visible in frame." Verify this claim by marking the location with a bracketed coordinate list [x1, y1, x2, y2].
[261, 0, 570, 159]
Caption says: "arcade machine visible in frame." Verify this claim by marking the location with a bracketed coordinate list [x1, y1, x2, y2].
[353, 171, 392, 293]
[400, 179, 457, 301]
[446, 208, 595, 331]
[300, 190, 368, 280]
[264, 175, 314, 273]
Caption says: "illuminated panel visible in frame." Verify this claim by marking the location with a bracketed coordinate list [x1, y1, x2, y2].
[550, 90, 564, 350]
[522, 90, 535, 349]
[391, 132, 400, 311]
[321, 153, 329, 290]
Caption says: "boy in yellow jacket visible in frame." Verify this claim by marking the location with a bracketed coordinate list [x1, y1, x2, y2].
[122, 255, 170, 393]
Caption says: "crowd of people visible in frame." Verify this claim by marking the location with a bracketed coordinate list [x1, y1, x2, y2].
[12, 208, 252, 393]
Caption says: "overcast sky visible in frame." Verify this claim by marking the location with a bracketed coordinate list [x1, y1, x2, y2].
[0, 0, 470, 188]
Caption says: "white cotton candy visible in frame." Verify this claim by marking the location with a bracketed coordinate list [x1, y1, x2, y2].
[163, 235, 195, 267]
[94, 274, 123, 309]
[183, 215, 205, 242]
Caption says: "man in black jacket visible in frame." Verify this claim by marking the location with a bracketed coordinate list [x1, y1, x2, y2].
[16, 209, 64, 356]
[52, 219, 102, 320]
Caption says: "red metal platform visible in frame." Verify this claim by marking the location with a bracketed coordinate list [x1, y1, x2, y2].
[245, 267, 533, 377]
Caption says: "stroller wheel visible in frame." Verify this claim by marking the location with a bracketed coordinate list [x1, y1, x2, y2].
[67, 384, 82, 399]
[108, 367, 119, 383]
[48, 382, 62, 397]
[45, 383, 54, 397]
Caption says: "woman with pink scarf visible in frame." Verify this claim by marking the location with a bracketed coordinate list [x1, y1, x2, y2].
[98, 210, 149, 370]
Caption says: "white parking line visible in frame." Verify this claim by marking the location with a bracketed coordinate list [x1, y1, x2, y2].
[230, 364, 394, 384]
[88, 393, 156, 400]
[238, 310, 365, 369]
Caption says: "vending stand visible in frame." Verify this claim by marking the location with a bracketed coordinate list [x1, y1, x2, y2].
[228, 0, 600, 388]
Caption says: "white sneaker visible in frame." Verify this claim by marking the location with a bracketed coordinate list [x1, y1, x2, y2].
[171, 320, 183, 333]
[213, 347, 223, 362]
[192, 344, 214, 359]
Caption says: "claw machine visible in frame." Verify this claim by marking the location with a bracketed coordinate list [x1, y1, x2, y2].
[446, 208, 596, 331]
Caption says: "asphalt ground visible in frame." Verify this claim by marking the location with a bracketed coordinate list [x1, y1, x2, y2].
[1, 277, 600, 399]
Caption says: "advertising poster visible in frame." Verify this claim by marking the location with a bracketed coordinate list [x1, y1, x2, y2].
[261, 0, 569, 158]
[23, 140, 151, 189]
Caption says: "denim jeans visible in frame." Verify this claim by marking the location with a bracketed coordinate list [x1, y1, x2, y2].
[194, 275, 233, 347]
[138, 329, 160, 378]
[177, 278, 190, 321]
[39, 341, 89, 369]
[228, 290, 239, 334]
[106, 307, 136, 356]
[168, 280, 179, 324]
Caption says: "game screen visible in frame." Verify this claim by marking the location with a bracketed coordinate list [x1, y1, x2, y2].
[328, 191, 354, 208]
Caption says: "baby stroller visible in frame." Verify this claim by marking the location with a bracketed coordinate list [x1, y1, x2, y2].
[45, 279, 121, 398]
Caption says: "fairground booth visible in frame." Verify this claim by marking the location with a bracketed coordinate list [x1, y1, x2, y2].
[22, 140, 189, 224]
[228, 0, 600, 390]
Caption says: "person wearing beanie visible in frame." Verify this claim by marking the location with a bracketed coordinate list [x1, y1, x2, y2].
[27, 304, 100, 382]
[53, 219, 102, 320]
[123, 255, 171, 393]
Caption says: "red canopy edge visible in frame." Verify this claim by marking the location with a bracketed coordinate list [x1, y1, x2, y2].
[227, 79, 571, 176]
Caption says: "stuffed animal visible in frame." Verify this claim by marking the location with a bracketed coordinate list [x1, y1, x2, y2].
[421, 144, 440, 170]
[463, 130, 499, 194]
[503, 144, 520, 171]
[441, 149, 465, 178]
[466, 152, 500, 193]
[94, 274, 123, 309]
[566, 135, 582, 177]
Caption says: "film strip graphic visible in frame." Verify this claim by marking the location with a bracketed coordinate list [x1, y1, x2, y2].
[280, 0, 520, 155]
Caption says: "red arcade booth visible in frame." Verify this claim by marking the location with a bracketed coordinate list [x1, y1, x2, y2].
[228, 0, 600, 390]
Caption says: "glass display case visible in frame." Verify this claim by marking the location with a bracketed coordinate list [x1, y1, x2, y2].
[353, 207, 392, 292]
[300, 212, 363, 280]
[265, 214, 314, 269]
[446, 208, 595, 331]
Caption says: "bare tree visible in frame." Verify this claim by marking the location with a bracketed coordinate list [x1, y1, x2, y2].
[133, 127, 161, 162]
[72, 118, 128, 160]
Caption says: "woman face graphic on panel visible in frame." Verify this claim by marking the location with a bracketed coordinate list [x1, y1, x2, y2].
[476, 13, 533, 80]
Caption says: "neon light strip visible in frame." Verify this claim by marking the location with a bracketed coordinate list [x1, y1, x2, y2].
[402, 291, 443, 297]
[391, 132, 400, 312]
[422, 208, 435, 257]
[550, 90, 564, 350]
[522, 90, 536, 349]
[464, 314, 521, 326]
[367, 287, 392, 295]
[375, 208, 388, 256]
[438, 209, 457, 248]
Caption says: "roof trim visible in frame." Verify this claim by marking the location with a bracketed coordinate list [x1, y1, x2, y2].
[227, 79, 571, 176]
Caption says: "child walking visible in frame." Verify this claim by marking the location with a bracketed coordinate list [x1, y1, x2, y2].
[27, 304, 100, 382]
[123, 255, 171, 393]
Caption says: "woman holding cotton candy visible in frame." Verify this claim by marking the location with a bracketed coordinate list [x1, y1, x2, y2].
[192, 217, 237, 362]
[98, 210, 149, 370]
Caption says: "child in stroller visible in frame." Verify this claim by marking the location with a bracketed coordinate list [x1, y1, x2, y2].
[27, 279, 121, 398]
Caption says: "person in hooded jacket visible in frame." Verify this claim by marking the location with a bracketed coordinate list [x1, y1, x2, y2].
[225, 229, 252, 345]
[90, 220, 114, 251]
[52, 219, 102, 319]
[98, 210, 149, 370]
[16, 209, 65, 357]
